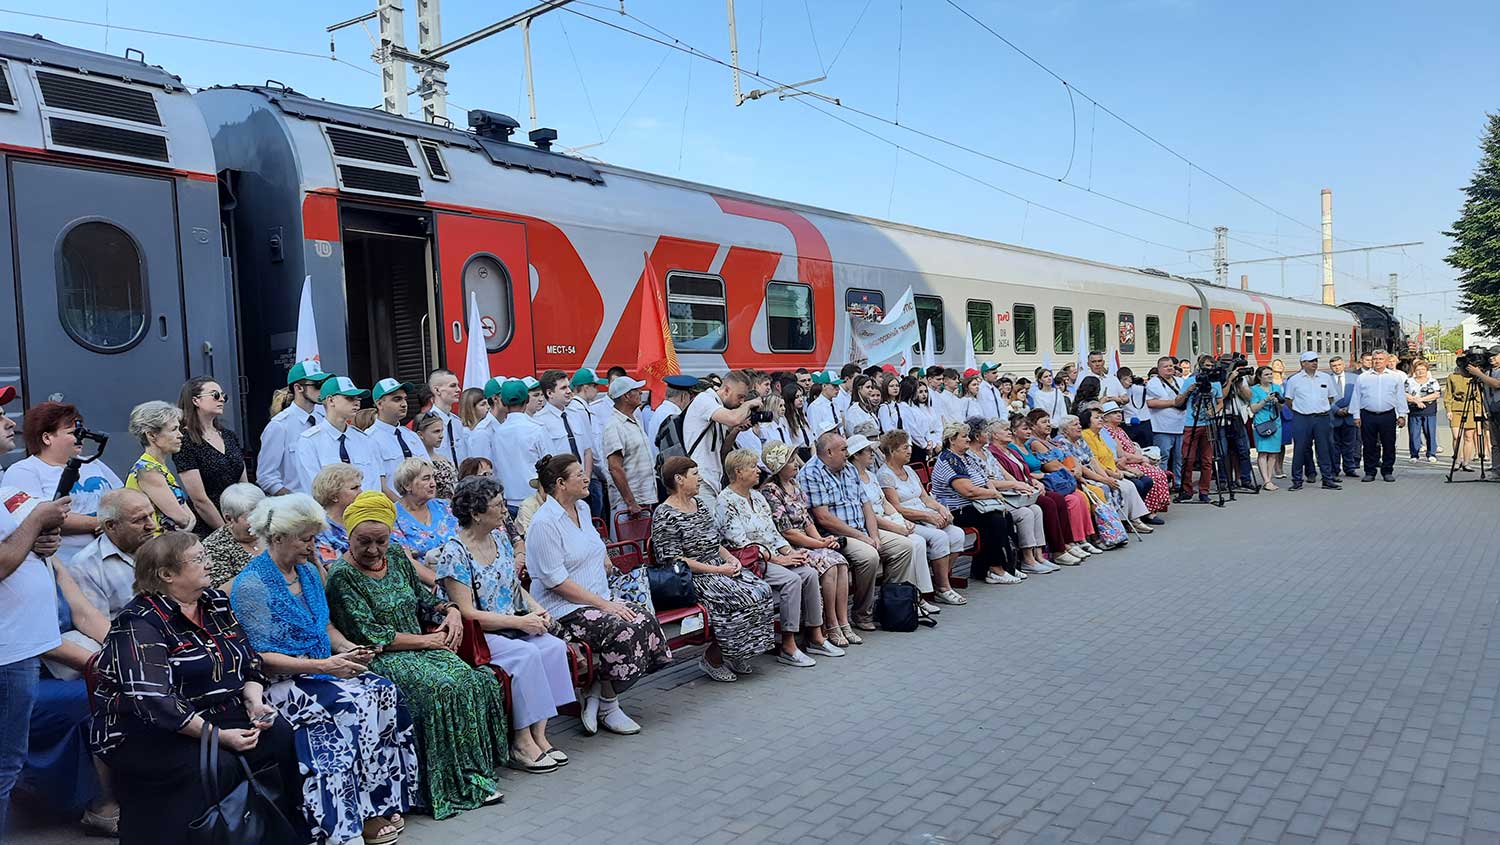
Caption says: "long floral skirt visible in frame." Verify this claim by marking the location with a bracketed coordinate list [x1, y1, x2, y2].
[1137, 465, 1172, 512]
[692, 571, 777, 661]
[265, 673, 419, 843]
[556, 602, 672, 692]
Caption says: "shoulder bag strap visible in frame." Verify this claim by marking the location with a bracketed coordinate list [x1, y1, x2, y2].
[199, 723, 221, 807]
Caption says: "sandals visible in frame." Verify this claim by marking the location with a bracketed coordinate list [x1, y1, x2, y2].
[362, 815, 402, 845]
[81, 809, 119, 839]
[841, 625, 864, 645]
[826, 627, 850, 648]
[1263, 482, 1278, 491]
[934, 588, 968, 606]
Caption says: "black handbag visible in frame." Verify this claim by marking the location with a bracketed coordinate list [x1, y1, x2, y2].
[646, 560, 698, 610]
[188, 724, 298, 845]
[875, 582, 919, 632]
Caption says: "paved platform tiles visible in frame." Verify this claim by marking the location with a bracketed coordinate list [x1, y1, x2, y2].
[13, 457, 1500, 844]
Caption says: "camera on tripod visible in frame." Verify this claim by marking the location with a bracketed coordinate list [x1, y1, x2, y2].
[1198, 352, 1253, 388]
[1457, 345, 1495, 374]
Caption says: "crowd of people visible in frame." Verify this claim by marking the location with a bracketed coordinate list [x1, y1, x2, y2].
[0, 342, 1488, 844]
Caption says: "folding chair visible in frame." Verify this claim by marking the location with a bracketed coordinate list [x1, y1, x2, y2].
[613, 509, 653, 546]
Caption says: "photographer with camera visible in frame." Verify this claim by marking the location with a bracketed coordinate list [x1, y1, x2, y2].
[1174, 355, 1223, 504]
[1145, 357, 1188, 489]
[1462, 345, 1500, 478]
[3, 403, 120, 562]
[683, 369, 766, 498]
[1213, 354, 1258, 492]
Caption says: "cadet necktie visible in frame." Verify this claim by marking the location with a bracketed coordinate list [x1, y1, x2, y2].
[395, 428, 412, 458]
[446, 419, 458, 464]
[338, 432, 350, 463]
[306, 414, 316, 428]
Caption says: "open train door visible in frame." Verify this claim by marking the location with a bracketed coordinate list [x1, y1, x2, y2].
[434, 213, 534, 382]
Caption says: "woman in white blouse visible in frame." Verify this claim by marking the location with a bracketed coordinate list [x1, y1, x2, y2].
[884, 378, 942, 462]
[769, 381, 817, 459]
[842, 375, 884, 438]
[1028, 368, 1070, 418]
[526, 454, 671, 736]
[717, 449, 844, 666]
[846, 435, 940, 618]
[876, 430, 967, 606]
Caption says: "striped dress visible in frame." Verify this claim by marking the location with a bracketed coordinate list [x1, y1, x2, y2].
[650, 499, 776, 662]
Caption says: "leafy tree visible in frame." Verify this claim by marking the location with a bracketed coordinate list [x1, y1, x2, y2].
[1448, 112, 1500, 335]
[1439, 323, 1465, 352]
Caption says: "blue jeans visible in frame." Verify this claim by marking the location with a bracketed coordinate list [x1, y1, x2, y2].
[0, 657, 40, 836]
[1152, 432, 1183, 489]
[1408, 414, 1437, 458]
[1216, 422, 1255, 484]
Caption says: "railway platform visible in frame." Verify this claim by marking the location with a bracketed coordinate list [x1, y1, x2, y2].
[11, 457, 1499, 844]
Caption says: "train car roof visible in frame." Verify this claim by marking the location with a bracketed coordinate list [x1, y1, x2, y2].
[0, 31, 183, 89]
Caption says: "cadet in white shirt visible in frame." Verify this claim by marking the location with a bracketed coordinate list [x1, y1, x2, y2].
[367, 378, 426, 500]
[976, 364, 1009, 420]
[256, 361, 330, 495]
[536, 369, 605, 515]
[1349, 348, 1408, 482]
[295, 377, 385, 495]
[465, 376, 508, 470]
[805, 372, 844, 436]
[1281, 352, 1341, 490]
[600, 376, 657, 526]
[425, 368, 467, 467]
[832, 364, 860, 416]
[490, 379, 549, 511]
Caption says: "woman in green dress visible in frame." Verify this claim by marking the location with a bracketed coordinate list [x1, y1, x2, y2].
[324, 491, 509, 819]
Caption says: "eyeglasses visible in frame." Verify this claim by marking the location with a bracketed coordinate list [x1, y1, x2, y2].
[198, 390, 226, 401]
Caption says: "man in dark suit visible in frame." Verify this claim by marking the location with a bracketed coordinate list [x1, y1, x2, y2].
[1328, 356, 1361, 477]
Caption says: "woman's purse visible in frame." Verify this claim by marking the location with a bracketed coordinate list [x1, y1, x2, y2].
[727, 545, 768, 577]
[646, 560, 698, 610]
[1000, 488, 1040, 508]
[1254, 417, 1279, 438]
[188, 724, 297, 845]
[970, 497, 1005, 514]
[1040, 468, 1077, 495]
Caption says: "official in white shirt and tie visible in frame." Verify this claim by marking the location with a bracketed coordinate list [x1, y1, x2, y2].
[368, 378, 426, 500]
[426, 368, 468, 467]
[295, 376, 385, 494]
[1349, 349, 1408, 482]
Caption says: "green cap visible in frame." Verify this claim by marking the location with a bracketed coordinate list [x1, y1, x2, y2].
[521, 376, 541, 391]
[570, 368, 607, 388]
[319, 376, 370, 401]
[372, 378, 413, 402]
[482, 377, 506, 399]
[287, 360, 332, 386]
[811, 371, 844, 386]
[499, 379, 530, 406]
[980, 362, 1001, 373]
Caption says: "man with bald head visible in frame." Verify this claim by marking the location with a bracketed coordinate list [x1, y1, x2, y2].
[65, 488, 155, 617]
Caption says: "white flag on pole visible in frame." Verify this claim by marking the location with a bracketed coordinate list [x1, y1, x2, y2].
[1075, 320, 1090, 376]
[964, 327, 979, 374]
[921, 321, 936, 372]
[462, 291, 491, 390]
[848, 288, 917, 366]
[294, 275, 319, 364]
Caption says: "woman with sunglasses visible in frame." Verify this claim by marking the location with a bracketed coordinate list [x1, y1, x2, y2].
[174, 377, 248, 538]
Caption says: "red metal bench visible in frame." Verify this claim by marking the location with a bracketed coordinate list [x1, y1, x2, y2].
[608, 540, 711, 651]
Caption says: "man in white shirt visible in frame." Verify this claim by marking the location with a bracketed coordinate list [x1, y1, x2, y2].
[368, 379, 426, 500]
[573, 368, 612, 449]
[491, 379, 549, 512]
[833, 364, 860, 416]
[1350, 348, 1408, 483]
[568, 369, 611, 515]
[256, 361, 330, 495]
[805, 372, 843, 436]
[426, 368, 467, 467]
[1086, 351, 1128, 404]
[682, 370, 762, 498]
[466, 377, 508, 471]
[1282, 351, 1341, 491]
[646, 375, 700, 458]
[1144, 356, 1189, 488]
[295, 377, 384, 494]
[536, 370, 604, 515]
[65, 488, 153, 618]
[977, 363, 1009, 420]
[601, 377, 657, 529]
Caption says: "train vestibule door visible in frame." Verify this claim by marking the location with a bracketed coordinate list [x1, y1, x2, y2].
[434, 214, 533, 382]
[11, 161, 188, 463]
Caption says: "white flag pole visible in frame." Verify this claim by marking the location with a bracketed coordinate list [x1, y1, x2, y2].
[922, 321, 936, 372]
[293, 275, 319, 364]
[462, 292, 491, 390]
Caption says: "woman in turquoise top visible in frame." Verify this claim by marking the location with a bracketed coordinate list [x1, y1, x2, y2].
[1248, 366, 1285, 491]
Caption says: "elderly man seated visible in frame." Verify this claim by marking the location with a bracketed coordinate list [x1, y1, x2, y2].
[64, 488, 156, 618]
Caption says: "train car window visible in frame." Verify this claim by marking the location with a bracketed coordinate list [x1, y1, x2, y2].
[966, 300, 994, 354]
[58, 221, 148, 353]
[1118, 313, 1136, 354]
[1295, 328, 1302, 351]
[1053, 307, 1074, 354]
[766, 281, 815, 353]
[1190, 322, 1200, 355]
[1145, 315, 1160, 354]
[915, 295, 945, 354]
[463, 255, 514, 352]
[666, 271, 727, 352]
[1243, 324, 1253, 354]
[1087, 310, 1106, 353]
[845, 288, 884, 318]
[1013, 304, 1037, 353]
[1273, 329, 1281, 354]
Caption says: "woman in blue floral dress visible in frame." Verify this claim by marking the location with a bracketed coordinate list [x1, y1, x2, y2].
[229, 494, 417, 844]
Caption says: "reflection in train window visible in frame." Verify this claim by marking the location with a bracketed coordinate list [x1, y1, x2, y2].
[59, 221, 148, 353]
[1088, 310, 1106, 353]
[1014, 304, 1037, 353]
[462, 254, 513, 352]
[967, 300, 994, 354]
[1145, 315, 1160, 354]
[845, 288, 884, 318]
[1053, 307, 1074, 355]
[666, 271, 727, 352]
[766, 281, 815, 353]
[1118, 313, 1136, 354]
[916, 295, 945, 354]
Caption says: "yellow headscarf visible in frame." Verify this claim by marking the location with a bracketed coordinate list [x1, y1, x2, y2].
[344, 491, 396, 531]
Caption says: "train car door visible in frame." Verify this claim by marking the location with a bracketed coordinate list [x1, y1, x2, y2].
[11, 161, 187, 454]
[435, 214, 533, 381]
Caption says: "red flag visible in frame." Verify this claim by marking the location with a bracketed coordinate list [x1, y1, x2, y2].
[637, 251, 680, 400]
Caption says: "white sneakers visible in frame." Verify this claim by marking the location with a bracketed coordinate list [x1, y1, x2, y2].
[777, 649, 818, 668]
[805, 640, 845, 658]
[1054, 551, 1082, 565]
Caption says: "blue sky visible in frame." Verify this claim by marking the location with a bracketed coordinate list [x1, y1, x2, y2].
[11, 0, 1497, 329]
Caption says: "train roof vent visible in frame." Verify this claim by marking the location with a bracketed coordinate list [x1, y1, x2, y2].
[36, 70, 161, 125]
[324, 125, 424, 200]
[418, 140, 449, 181]
[47, 117, 168, 161]
[325, 125, 413, 166]
[337, 165, 423, 199]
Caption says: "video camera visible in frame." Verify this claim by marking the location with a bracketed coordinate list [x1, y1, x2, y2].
[52, 419, 109, 501]
[1196, 352, 1253, 390]
[1457, 344, 1495, 374]
[747, 409, 773, 425]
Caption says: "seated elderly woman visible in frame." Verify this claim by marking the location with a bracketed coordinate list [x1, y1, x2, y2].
[1069, 410, 1154, 536]
[391, 457, 453, 586]
[88, 532, 304, 845]
[312, 463, 363, 568]
[1008, 414, 1093, 563]
[325, 492, 510, 818]
[758, 441, 855, 647]
[846, 435, 942, 617]
[202, 483, 266, 586]
[230, 493, 418, 844]
[655, 456, 777, 683]
[1045, 414, 1130, 548]
[1094, 402, 1172, 516]
[434, 475, 576, 774]
[964, 419, 1054, 577]
[528, 454, 671, 735]
[929, 422, 1021, 584]
[876, 429, 968, 606]
[987, 418, 1082, 566]
[123, 400, 196, 535]
[1023, 410, 1118, 553]
[718, 448, 844, 668]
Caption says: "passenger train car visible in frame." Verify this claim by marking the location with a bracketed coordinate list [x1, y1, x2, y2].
[0, 33, 1359, 472]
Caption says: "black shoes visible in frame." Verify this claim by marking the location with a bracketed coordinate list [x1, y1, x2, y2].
[1321, 481, 1341, 490]
[1382, 475, 1395, 482]
[1344, 471, 1360, 478]
[1362, 475, 1376, 482]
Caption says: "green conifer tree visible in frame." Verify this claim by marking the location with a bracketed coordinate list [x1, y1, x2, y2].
[1448, 113, 1500, 335]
